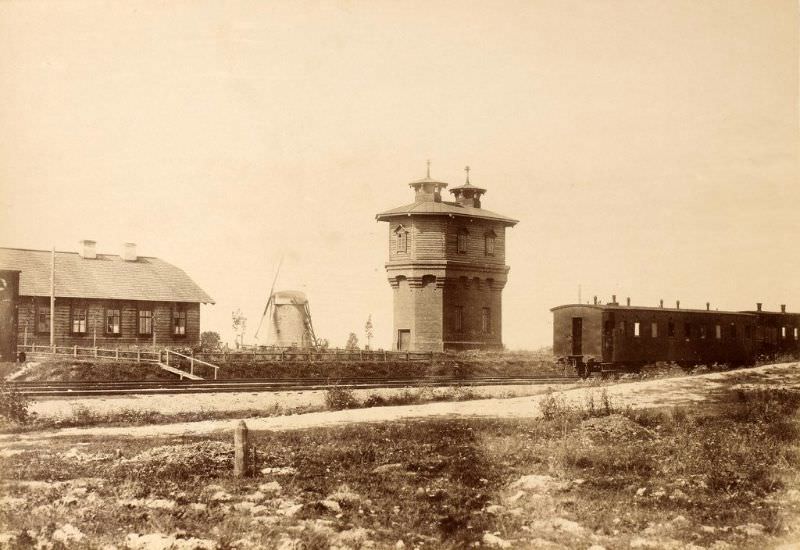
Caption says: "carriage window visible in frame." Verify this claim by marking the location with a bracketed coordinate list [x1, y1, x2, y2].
[667, 321, 675, 337]
[684, 322, 692, 339]
[745, 325, 753, 339]
[730, 323, 737, 339]
[795, 327, 799, 340]
[620, 321, 627, 336]
[782, 326, 787, 339]
[700, 326, 707, 339]
[634, 322, 640, 337]
[651, 322, 658, 338]
[715, 325, 722, 340]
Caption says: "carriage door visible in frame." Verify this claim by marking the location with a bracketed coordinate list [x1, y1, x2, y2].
[571, 318, 583, 355]
[397, 329, 411, 351]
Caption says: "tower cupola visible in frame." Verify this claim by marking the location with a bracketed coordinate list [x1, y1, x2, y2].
[408, 160, 448, 203]
[449, 166, 486, 208]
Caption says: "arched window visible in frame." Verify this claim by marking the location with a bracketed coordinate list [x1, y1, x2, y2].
[421, 274, 436, 287]
[457, 228, 468, 254]
[484, 230, 496, 256]
[394, 225, 408, 253]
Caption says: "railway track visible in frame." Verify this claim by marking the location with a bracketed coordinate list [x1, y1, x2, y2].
[8, 375, 578, 397]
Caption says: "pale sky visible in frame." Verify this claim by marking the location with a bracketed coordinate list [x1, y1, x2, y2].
[1, 0, 797, 349]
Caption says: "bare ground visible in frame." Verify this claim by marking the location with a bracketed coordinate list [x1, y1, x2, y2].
[3, 361, 798, 444]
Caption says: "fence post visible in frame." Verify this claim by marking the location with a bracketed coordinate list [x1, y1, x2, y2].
[383, 350, 387, 362]
[94, 347, 98, 358]
[190, 356, 194, 376]
[406, 352, 410, 361]
[115, 348, 119, 361]
[166, 351, 170, 366]
[52, 344, 56, 356]
[137, 349, 141, 363]
[234, 420, 249, 478]
[73, 345, 77, 358]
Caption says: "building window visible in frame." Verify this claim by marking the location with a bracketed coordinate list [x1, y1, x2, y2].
[634, 322, 640, 337]
[667, 321, 675, 337]
[651, 322, 658, 338]
[482, 308, 491, 334]
[138, 309, 153, 335]
[173, 308, 187, 336]
[395, 226, 408, 254]
[484, 231, 496, 256]
[37, 305, 51, 333]
[453, 306, 464, 332]
[715, 324, 722, 339]
[106, 308, 121, 335]
[457, 229, 468, 254]
[71, 306, 87, 335]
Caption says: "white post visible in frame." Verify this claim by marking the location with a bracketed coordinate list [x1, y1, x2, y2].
[73, 345, 77, 357]
[23, 323, 28, 347]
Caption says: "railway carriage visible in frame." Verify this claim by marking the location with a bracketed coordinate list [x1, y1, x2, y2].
[552, 298, 799, 376]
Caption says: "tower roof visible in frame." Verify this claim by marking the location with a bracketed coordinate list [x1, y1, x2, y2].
[375, 200, 518, 225]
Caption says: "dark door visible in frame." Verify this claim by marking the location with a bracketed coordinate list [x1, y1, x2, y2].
[571, 317, 582, 355]
[397, 329, 411, 351]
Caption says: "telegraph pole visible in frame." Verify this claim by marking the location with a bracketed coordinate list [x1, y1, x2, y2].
[50, 247, 55, 347]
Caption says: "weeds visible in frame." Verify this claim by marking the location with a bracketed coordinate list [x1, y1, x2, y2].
[0, 380, 35, 424]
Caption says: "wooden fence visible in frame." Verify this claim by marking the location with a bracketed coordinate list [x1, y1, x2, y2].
[196, 349, 436, 364]
[19, 343, 161, 363]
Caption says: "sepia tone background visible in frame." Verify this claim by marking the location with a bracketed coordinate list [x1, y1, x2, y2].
[0, 0, 797, 349]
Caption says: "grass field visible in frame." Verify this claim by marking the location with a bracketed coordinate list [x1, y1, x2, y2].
[1, 385, 798, 549]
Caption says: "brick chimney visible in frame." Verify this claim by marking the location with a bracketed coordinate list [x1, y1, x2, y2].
[781, 304, 786, 313]
[757, 303, 762, 312]
[626, 297, 631, 306]
[123, 243, 138, 262]
[79, 239, 97, 259]
[706, 302, 710, 311]
[593, 296, 598, 305]
[659, 299, 664, 308]
[676, 300, 680, 309]
[611, 294, 617, 305]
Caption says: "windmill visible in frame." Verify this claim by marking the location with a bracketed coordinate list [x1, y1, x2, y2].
[254, 258, 318, 349]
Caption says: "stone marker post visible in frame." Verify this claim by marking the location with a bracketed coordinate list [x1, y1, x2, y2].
[234, 420, 249, 478]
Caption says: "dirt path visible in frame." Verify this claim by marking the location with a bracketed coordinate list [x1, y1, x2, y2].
[2, 362, 798, 444]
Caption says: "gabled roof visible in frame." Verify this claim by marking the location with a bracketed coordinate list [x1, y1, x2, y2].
[376, 200, 518, 226]
[0, 247, 214, 304]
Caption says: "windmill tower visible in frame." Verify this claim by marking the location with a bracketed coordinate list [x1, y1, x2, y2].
[254, 260, 318, 349]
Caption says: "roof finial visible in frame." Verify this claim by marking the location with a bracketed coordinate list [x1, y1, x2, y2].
[465, 165, 470, 184]
[426, 159, 431, 178]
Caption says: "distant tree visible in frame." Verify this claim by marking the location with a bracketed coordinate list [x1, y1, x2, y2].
[316, 338, 330, 350]
[345, 332, 359, 350]
[232, 309, 247, 349]
[200, 331, 221, 351]
[364, 314, 374, 350]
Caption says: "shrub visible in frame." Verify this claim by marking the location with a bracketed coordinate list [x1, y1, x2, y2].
[539, 391, 571, 421]
[325, 386, 360, 410]
[0, 381, 35, 424]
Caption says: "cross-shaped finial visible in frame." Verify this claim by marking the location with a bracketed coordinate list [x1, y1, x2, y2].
[426, 159, 431, 178]
[465, 165, 470, 184]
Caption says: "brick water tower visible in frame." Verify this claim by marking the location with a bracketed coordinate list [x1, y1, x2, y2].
[376, 166, 518, 352]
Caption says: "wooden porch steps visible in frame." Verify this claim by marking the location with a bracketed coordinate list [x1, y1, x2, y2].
[157, 362, 203, 380]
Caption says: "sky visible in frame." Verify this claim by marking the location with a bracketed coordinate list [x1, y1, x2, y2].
[0, 0, 797, 349]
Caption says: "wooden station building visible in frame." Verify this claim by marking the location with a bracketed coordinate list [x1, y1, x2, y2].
[376, 166, 518, 352]
[0, 241, 214, 350]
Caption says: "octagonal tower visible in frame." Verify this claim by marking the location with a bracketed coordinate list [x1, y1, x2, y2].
[376, 166, 518, 352]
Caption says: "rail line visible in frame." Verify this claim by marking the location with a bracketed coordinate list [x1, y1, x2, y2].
[8, 375, 578, 397]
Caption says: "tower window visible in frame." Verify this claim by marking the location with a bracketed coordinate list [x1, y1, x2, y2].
[484, 231, 496, 256]
[457, 228, 468, 254]
[453, 306, 464, 332]
[482, 308, 491, 334]
[394, 225, 408, 254]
